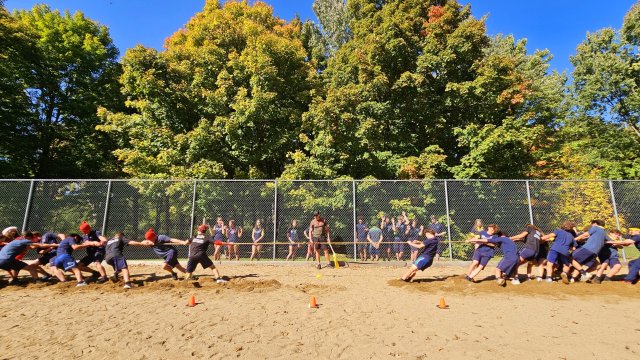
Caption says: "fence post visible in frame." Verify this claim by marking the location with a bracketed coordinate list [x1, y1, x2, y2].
[526, 180, 534, 225]
[101, 180, 112, 233]
[273, 180, 278, 261]
[444, 180, 453, 261]
[352, 180, 357, 262]
[21, 180, 35, 232]
[189, 180, 197, 237]
[609, 180, 625, 262]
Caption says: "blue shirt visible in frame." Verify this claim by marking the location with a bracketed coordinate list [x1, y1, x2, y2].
[421, 237, 439, 257]
[213, 225, 224, 241]
[551, 229, 576, 256]
[152, 235, 177, 258]
[253, 228, 263, 242]
[488, 236, 518, 257]
[396, 223, 407, 240]
[228, 227, 240, 242]
[429, 222, 445, 240]
[83, 230, 104, 256]
[582, 226, 609, 254]
[41, 232, 58, 256]
[477, 231, 496, 256]
[288, 228, 298, 242]
[56, 237, 79, 256]
[381, 223, 394, 240]
[0, 239, 32, 261]
[632, 235, 640, 250]
[408, 226, 420, 241]
[356, 224, 368, 241]
[368, 227, 382, 242]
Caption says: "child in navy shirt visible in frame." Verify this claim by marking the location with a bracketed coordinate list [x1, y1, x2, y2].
[225, 220, 242, 261]
[618, 228, 640, 284]
[185, 224, 227, 283]
[285, 220, 300, 261]
[470, 234, 520, 287]
[542, 221, 577, 283]
[400, 229, 439, 282]
[593, 229, 624, 284]
[53, 234, 102, 286]
[465, 224, 500, 282]
[355, 217, 369, 262]
[104, 232, 146, 289]
[139, 228, 188, 280]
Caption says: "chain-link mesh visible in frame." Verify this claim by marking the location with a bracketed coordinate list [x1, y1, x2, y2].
[194, 180, 275, 260]
[355, 180, 447, 261]
[446, 180, 531, 259]
[0, 180, 31, 231]
[106, 180, 194, 260]
[3, 179, 640, 262]
[611, 181, 640, 259]
[277, 180, 354, 261]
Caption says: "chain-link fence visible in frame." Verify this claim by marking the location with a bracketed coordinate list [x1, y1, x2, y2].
[2, 179, 639, 262]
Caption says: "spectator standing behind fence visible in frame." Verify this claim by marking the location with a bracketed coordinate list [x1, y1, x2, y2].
[304, 227, 313, 261]
[393, 212, 409, 261]
[381, 215, 394, 261]
[309, 211, 331, 269]
[430, 215, 447, 261]
[250, 220, 265, 261]
[355, 217, 369, 261]
[225, 220, 242, 261]
[285, 220, 300, 261]
[367, 223, 383, 261]
[211, 217, 226, 261]
[408, 218, 423, 262]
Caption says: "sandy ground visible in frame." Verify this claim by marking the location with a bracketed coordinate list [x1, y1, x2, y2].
[0, 261, 639, 360]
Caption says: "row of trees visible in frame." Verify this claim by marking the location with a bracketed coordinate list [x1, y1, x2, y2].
[2, 0, 640, 181]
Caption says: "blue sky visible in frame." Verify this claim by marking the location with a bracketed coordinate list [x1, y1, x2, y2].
[6, 0, 637, 74]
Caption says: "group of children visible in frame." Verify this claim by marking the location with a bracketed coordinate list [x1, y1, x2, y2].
[0, 221, 229, 288]
[400, 219, 640, 286]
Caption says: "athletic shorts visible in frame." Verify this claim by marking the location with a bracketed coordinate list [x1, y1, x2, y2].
[186, 254, 214, 273]
[80, 252, 105, 266]
[313, 236, 328, 252]
[163, 249, 179, 267]
[369, 245, 380, 256]
[106, 256, 128, 272]
[624, 258, 640, 283]
[497, 255, 519, 276]
[393, 238, 405, 253]
[603, 257, 620, 267]
[472, 251, 492, 267]
[547, 249, 571, 266]
[520, 248, 536, 261]
[572, 248, 597, 268]
[414, 255, 434, 271]
[0, 258, 27, 271]
[37, 252, 56, 265]
[55, 254, 78, 272]
[357, 240, 368, 252]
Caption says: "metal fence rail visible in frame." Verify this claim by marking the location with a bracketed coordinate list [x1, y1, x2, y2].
[2, 179, 638, 262]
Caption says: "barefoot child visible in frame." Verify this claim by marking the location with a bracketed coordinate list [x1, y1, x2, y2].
[211, 217, 226, 261]
[400, 229, 439, 282]
[185, 224, 227, 283]
[367, 223, 383, 261]
[408, 218, 422, 263]
[393, 212, 409, 261]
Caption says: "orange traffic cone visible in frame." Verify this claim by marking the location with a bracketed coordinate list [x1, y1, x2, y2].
[308, 296, 318, 308]
[187, 295, 196, 307]
[437, 296, 449, 309]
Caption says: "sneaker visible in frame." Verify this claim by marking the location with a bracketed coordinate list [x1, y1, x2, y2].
[545, 278, 553, 283]
[570, 278, 575, 283]
[536, 277, 543, 282]
[41, 275, 51, 281]
[111, 273, 119, 282]
[592, 277, 602, 284]
[511, 278, 521, 285]
[123, 282, 132, 289]
[76, 281, 87, 287]
[496, 277, 506, 287]
[171, 272, 179, 280]
[465, 276, 475, 283]
[215, 278, 228, 284]
[560, 272, 570, 284]
[603, 276, 612, 282]
[581, 273, 592, 282]
[96, 276, 108, 284]
[316, 263, 322, 270]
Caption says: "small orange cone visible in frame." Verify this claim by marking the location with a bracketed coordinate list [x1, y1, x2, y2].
[187, 295, 196, 307]
[437, 296, 449, 309]
[308, 296, 318, 308]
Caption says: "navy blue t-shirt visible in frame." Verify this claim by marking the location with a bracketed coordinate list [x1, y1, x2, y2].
[381, 223, 394, 240]
[420, 237, 440, 258]
[408, 226, 420, 241]
[41, 232, 58, 255]
[83, 230, 104, 256]
[429, 222, 445, 240]
[152, 235, 177, 258]
[632, 235, 640, 250]
[550, 229, 576, 256]
[488, 236, 518, 257]
[0, 239, 32, 261]
[57, 237, 79, 256]
[477, 230, 496, 256]
[356, 224, 368, 241]
[396, 223, 407, 241]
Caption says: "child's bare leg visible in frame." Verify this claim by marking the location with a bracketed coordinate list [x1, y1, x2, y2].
[467, 260, 479, 276]
[54, 268, 66, 282]
[607, 264, 622, 278]
[71, 268, 84, 282]
[122, 268, 131, 283]
[468, 265, 485, 279]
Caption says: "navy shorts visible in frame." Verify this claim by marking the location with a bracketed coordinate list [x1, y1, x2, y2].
[55, 255, 78, 271]
[414, 255, 434, 271]
[0, 258, 27, 271]
[369, 245, 381, 256]
[80, 253, 105, 266]
[357, 240, 368, 252]
[186, 254, 214, 273]
[37, 252, 56, 265]
[520, 248, 536, 261]
[472, 251, 492, 267]
[107, 256, 128, 272]
[547, 249, 571, 266]
[393, 238, 405, 253]
[497, 255, 519, 276]
[603, 257, 620, 267]
[536, 245, 549, 261]
[572, 248, 596, 268]
[163, 249, 179, 267]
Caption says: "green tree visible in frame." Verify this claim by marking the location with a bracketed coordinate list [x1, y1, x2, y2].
[99, 0, 318, 179]
[10, 5, 123, 178]
[312, 0, 352, 52]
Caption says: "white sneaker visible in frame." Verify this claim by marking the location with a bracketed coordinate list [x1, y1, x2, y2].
[536, 277, 543, 282]
[545, 278, 553, 283]
[123, 282, 131, 289]
[216, 278, 228, 284]
[511, 278, 521, 285]
[581, 273, 592, 282]
[76, 281, 87, 287]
